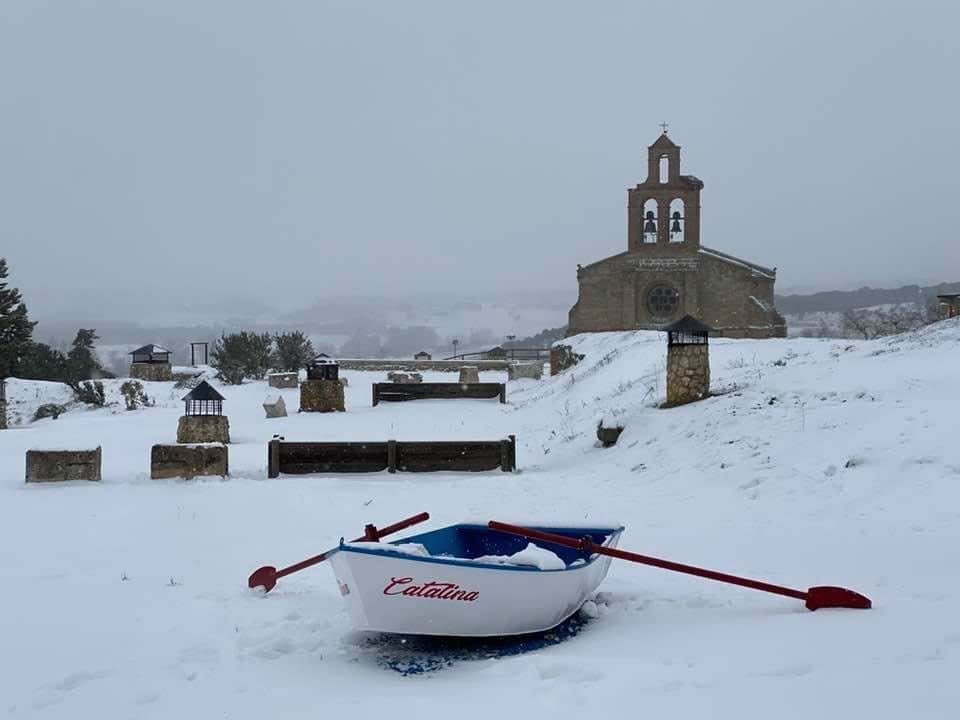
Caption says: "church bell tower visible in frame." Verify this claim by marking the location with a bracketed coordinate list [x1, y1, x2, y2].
[627, 131, 703, 251]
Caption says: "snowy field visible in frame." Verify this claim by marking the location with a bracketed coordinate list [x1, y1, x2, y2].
[2, 323, 960, 718]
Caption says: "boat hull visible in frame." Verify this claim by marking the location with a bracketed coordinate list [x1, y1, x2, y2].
[329, 527, 621, 637]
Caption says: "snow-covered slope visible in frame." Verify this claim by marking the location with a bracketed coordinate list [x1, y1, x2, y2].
[2, 321, 959, 718]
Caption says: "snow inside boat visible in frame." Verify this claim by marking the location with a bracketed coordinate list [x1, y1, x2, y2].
[328, 523, 624, 637]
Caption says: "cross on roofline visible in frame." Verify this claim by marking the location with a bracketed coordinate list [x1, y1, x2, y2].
[659, 121, 669, 134]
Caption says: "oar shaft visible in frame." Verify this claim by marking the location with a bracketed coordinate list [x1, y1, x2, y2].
[488, 521, 807, 602]
[273, 512, 430, 581]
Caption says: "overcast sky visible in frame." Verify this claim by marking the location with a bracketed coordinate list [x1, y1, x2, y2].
[2, 0, 958, 321]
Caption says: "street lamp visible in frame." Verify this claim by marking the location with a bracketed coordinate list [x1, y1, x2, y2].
[452, 339, 459, 358]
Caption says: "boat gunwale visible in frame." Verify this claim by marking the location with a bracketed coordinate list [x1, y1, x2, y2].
[336, 523, 625, 574]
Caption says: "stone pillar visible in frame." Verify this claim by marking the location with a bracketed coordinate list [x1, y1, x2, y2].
[177, 415, 230, 443]
[299, 379, 345, 412]
[666, 344, 710, 406]
[130, 363, 173, 381]
[458, 367, 480, 384]
[0, 399, 6, 430]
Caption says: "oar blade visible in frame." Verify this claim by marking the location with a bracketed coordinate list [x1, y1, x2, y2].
[806, 586, 872, 610]
[248, 565, 278, 593]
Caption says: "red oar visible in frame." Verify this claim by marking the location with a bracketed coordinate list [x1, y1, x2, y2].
[488, 521, 871, 611]
[249, 512, 429, 593]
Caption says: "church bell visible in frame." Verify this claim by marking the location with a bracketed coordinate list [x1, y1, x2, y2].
[670, 210, 683, 235]
[643, 210, 657, 237]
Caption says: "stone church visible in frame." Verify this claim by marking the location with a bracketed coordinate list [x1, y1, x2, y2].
[568, 132, 786, 338]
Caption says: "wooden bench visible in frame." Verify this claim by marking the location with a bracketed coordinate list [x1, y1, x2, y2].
[267, 436, 517, 477]
[372, 382, 506, 406]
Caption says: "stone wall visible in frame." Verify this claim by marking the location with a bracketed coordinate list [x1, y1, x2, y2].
[507, 362, 544, 381]
[151, 444, 228, 479]
[177, 415, 230, 443]
[0, 400, 6, 430]
[129, 362, 173, 381]
[666, 344, 710, 406]
[26, 447, 102, 482]
[268, 372, 299, 389]
[300, 379, 345, 412]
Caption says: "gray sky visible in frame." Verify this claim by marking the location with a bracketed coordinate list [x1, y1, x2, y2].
[2, 0, 958, 321]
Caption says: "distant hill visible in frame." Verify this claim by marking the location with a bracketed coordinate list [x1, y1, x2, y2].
[776, 282, 960, 315]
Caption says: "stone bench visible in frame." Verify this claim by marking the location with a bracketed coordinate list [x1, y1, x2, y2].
[151, 444, 228, 479]
[26, 447, 102, 482]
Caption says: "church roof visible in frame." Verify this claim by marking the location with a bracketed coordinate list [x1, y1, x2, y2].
[649, 132, 679, 150]
[699, 247, 776, 279]
[679, 174, 704, 189]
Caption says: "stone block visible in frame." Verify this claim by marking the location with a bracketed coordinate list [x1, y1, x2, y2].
[268, 372, 299, 389]
[263, 394, 287, 418]
[177, 415, 231, 443]
[550, 345, 583, 376]
[129, 362, 173, 382]
[388, 371, 423, 384]
[458, 366, 480, 384]
[151, 444, 228, 479]
[507, 362, 543, 381]
[596, 421, 624, 447]
[26, 447, 101, 482]
[299, 379, 345, 412]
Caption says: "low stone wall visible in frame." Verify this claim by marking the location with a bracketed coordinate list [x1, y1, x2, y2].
[337, 359, 511, 372]
[26, 447, 102, 482]
[666, 344, 710, 406]
[507, 362, 544, 381]
[130, 362, 173, 382]
[151, 444, 228, 479]
[177, 415, 231, 443]
[300, 379, 345, 412]
[268, 372, 299, 389]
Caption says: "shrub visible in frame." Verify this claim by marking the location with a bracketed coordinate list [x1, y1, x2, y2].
[120, 380, 150, 410]
[273, 331, 315, 372]
[71, 380, 106, 407]
[210, 331, 274, 384]
[33, 403, 67, 421]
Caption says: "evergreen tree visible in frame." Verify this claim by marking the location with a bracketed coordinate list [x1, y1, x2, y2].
[0, 258, 36, 377]
[273, 330, 315, 372]
[67, 328, 110, 382]
[16, 342, 70, 382]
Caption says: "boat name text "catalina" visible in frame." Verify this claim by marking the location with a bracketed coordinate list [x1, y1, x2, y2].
[382, 577, 479, 602]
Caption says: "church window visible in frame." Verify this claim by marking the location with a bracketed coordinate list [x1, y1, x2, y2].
[659, 155, 669, 184]
[646, 284, 681, 319]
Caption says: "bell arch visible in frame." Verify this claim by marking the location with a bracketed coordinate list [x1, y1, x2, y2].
[642, 198, 658, 243]
[668, 198, 685, 243]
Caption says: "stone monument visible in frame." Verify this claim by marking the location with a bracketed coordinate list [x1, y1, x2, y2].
[177, 380, 230, 443]
[300, 356, 345, 413]
[663, 315, 712, 406]
[128, 344, 174, 381]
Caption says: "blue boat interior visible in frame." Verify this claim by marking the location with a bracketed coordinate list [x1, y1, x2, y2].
[375, 524, 622, 567]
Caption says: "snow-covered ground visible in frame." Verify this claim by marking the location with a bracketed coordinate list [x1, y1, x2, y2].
[2, 322, 960, 718]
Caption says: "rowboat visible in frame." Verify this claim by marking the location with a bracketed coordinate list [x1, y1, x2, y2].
[328, 522, 624, 637]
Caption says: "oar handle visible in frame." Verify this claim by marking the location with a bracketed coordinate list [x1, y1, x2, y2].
[487, 520, 850, 608]
[268, 512, 430, 583]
